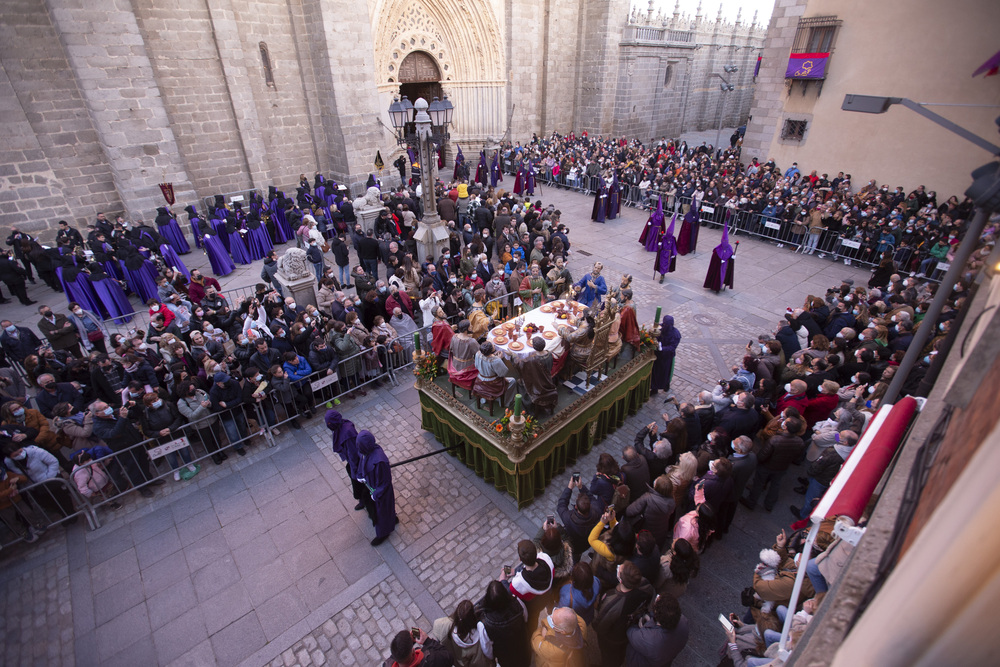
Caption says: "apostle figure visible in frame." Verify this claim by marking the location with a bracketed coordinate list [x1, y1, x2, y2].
[447, 319, 480, 389]
[618, 288, 641, 361]
[357, 430, 396, 546]
[655, 212, 679, 284]
[518, 264, 549, 311]
[467, 289, 492, 340]
[185, 205, 203, 249]
[572, 262, 607, 309]
[591, 177, 608, 223]
[703, 224, 736, 294]
[430, 307, 454, 366]
[559, 308, 596, 374]
[651, 315, 682, 397]
[639, 196, 665, 252]
[472, 341, 516, 407]
[154, 206, 191, 254]
[676, 206, 700, 255]
[325, 410, 371, 517]
[513, 336, 558, 415]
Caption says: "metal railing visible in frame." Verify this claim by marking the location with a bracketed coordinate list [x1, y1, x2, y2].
[0, 476, 99, 549]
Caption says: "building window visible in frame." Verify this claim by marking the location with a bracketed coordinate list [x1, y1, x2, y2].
[781, 119, 808, 141]
[663, 63, 674, 88]
[791, 16, 842, 54]
[259, 42, 275, 88]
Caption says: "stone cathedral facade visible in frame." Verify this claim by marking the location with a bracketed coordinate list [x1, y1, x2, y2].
[0, 0, 762, 241]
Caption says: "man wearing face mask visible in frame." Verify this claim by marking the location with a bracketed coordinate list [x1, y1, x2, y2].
[1, 323, 41, 373]
[91, 400, 163, 497]
[34, 373, 84, 418]
[36, 305, 82, 358]
[791, 430, 859, 520]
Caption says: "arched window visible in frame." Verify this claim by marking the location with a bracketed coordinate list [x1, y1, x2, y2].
[259, 42, 275, 88]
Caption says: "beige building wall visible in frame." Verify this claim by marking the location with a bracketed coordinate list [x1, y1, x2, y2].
[744, 0, 1000, 201]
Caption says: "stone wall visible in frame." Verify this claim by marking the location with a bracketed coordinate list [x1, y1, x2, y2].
[0, 0, 122, 240]
[740, 0, 805, 164]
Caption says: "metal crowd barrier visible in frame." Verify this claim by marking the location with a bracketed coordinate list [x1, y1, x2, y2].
[0, 476, 99, 550]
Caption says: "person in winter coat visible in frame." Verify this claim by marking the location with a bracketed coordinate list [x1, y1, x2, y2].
[689, 457, 733, 513]
[625, 475, 676, 548]
[531, 606, 587, 667]
[1, 400, 66, 466]
[751, 530, 814, 607]
[176, 381, 226, 464]
[475, 580, 529, 667]
[589, 453, 623, 510]
[593, 561, 654, 667]
[719, 436, 757, 534]
[430, 599, 494, 667]
[625, 592, 689, 667]
[558, 562, 601, 624]
[70, 450, 123, 509]
[556, 478, 604, 563]
[384, 628, 454, 667]
[208, 372, 248, 456]
[140, 393, 199, 481]
[742, 418, 804, 512]
[791, 430, 857, 520]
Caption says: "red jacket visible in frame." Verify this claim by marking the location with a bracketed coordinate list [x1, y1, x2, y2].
[802, 393, 838, 430]
[187, 276, 221, 304]
[776, 391, 809, 415]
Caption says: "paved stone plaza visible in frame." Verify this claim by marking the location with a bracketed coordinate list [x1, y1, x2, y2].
[0, 187, 873, 666]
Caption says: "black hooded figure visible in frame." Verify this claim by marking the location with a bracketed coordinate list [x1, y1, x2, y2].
[185, 205, 203, 248]
[154, 206, 191, 254]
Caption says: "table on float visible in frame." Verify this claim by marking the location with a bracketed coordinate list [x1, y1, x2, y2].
[485, 300, 583, 367]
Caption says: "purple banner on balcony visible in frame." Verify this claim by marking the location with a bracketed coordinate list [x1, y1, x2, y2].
[785, 52, 829, 79]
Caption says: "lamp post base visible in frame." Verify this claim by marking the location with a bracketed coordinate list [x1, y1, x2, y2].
[413, 212, 450, 264]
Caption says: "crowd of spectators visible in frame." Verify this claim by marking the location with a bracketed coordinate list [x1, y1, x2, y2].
[498, 133, 978, 272]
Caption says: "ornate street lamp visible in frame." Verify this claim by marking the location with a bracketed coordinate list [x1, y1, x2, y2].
[387, 95, 455, 263]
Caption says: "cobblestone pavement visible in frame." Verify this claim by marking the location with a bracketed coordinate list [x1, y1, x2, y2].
[0, 187, 874, 666]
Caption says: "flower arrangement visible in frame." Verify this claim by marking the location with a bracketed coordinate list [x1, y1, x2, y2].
[412, 350, 439, 382]
[638, 326, 657, 353]
[489, 409, 539, 439]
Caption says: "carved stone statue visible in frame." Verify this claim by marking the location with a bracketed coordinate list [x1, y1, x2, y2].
[276, 247, 311, 281]
[352, 186, 384, 213]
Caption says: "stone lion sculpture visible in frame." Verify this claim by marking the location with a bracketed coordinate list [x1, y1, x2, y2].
[352, 186, 383, 212]
[276, 247, 311, 280]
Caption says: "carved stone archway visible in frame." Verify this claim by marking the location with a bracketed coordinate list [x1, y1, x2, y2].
[398, 51, 443, 108]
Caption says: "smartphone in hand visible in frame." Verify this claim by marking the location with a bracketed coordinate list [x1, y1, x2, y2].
[718, 613, 734, 633]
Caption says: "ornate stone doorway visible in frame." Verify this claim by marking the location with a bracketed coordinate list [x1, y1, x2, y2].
[398, 51, 443, 105]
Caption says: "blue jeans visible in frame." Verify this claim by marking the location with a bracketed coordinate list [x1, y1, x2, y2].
[165, 446, 193, 470]
[807, 558, 828, 593]
[338, 264, 350, 285]
[798, 477, 828, 519]
[312, 262, 323, 282]
[220, 411, 248, 452]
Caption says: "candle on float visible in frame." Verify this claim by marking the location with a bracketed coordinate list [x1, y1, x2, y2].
[513, 394, 523, 417]
[654, 307, 662, 324]
[414, 332, 421, 352]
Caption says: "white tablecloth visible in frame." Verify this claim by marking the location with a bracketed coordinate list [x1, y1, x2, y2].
[486, 301, 580, 359]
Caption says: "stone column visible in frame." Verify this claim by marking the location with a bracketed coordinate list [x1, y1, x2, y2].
[46, 0, 198, 221]
[412, 132, 449, 265]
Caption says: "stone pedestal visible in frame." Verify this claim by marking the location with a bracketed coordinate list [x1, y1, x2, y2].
[356, 207, 380, 235]
[274, 274, 318, 309]
[413, 213, 451, 264]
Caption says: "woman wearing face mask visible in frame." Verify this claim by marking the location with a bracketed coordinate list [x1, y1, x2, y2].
[2, 440, 76, 520]
[1, 400, 71, 472]
[175, 381, 227, 464]
[140, 392, 199, 481]
[66, 301, 109, 354]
